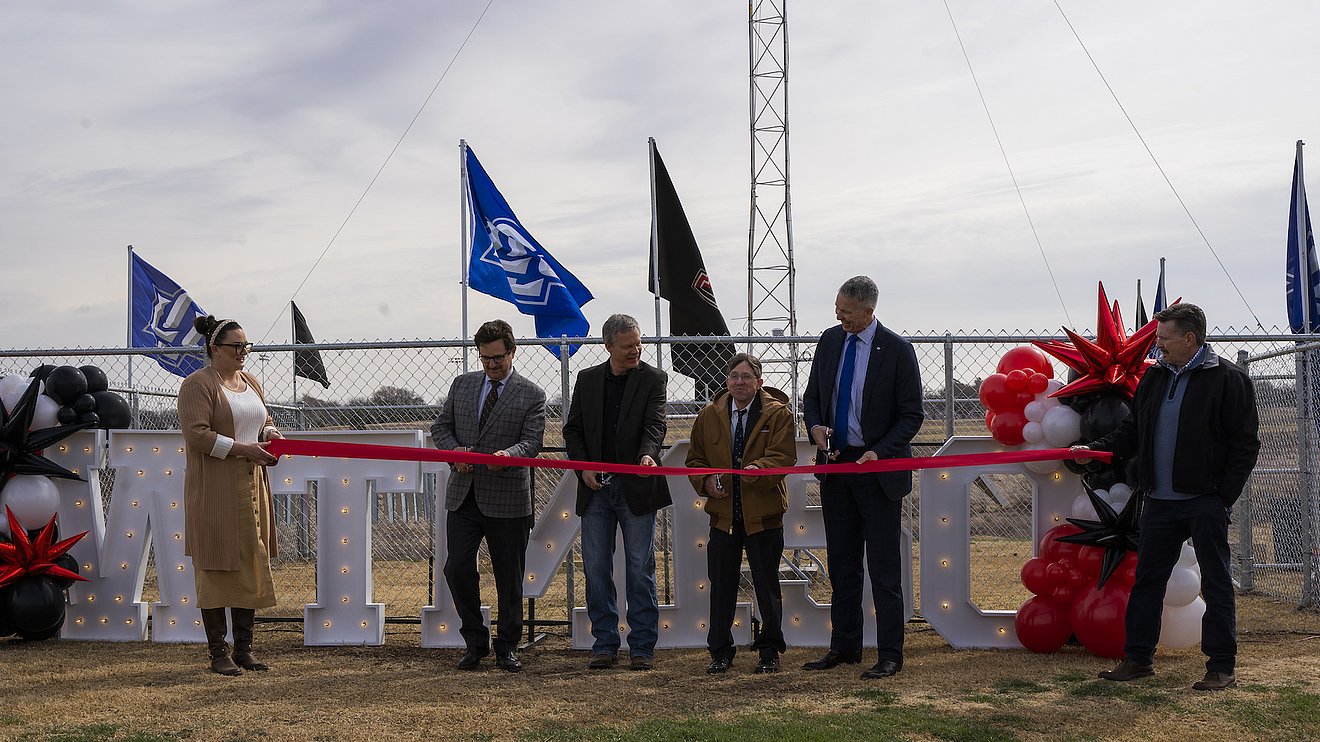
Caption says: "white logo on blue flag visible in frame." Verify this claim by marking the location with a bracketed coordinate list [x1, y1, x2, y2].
[130, 252, 208, 377]
[464, 146, 593, 357]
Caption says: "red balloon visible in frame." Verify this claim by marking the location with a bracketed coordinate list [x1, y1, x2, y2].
[1015, 596, 1073, 653]
[1020, 557, 1051, 596]
[984, 409, 994, 429]
[1068, 568, 1090, 588]
[1050, 585, 1075, 604]
[1045, 561, 1067, 586]
[1071, 583, 1130, 658]
[1077, 545, 1105, 576]
[1038, 524, 1083, 562]
[997, 346, 1055, 377]
[1027, 372, 1050, 394]
[1005, 369, 1029, 391]
[990, 410, 1027, 446]
[979, 373, 1015, 412]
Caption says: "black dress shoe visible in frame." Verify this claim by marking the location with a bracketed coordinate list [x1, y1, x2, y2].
[707, 656, 732, 674]
[753, 654, 780, 674]
[802, 650, 862, 670]
[861, 659, 902, 679]
[456, 649, 483, 671]
[494, 651, 522, 673]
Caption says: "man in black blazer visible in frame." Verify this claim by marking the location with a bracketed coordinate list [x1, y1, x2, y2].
[802, 276, 924, 679]
[432, 319, 546, 673]
[564, 313, 670, 670]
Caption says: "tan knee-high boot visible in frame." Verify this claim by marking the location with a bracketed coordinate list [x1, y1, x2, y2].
[231, 608, 269, 671]
[201, 608, 242, 676]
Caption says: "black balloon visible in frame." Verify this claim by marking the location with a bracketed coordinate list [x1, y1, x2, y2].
[44, 366, 88, 406]
[18, 612, 65, 641]
[79, 365, 109, 394]
[1063, 456, 1090, 475]
[92, 391, 132, 429]
[73, 393, 97, 414]
[1084, 467, 1120, 492]
[56, 406, 77, 425]
[6, 576, 66, 635]
[76, 411, 99, 426]
[1080, 394, 1131, 441]
[29, 365, 57, 382]
[51, 554, 80, 589]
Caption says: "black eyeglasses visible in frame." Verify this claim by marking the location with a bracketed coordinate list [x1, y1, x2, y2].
[217, 342, 254, 352]
[479, 351, 511, 364]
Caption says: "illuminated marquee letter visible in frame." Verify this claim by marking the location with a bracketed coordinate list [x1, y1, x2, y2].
[918, 436, 1077, 649]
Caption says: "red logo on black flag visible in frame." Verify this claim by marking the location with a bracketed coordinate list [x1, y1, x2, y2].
[691, 269, 718, 309]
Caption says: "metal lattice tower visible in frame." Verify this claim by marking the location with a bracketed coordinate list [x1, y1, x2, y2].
[747, 0, 796, 339]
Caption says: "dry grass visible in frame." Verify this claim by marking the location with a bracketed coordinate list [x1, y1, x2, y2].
[0, 593, 1315, 741]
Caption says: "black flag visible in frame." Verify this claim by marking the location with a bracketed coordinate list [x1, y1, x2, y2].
[1134, 279, 1148, 329]
[292, 301, 330, 389]
[647, 139, 736, 397]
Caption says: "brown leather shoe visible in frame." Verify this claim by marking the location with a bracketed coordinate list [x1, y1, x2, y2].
[1098, 659, 1154, 682]
[629, 655, 654, 671]
[588, 653, 617, 670]
[1192, 671, 1236, 691]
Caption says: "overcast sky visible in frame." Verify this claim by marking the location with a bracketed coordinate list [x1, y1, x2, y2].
[2, 0, 1317, 351]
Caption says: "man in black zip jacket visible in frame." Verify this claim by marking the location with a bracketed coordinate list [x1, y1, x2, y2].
[1078, 303, 1259, 691]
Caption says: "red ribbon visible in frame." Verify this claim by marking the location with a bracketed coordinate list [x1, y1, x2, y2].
[266, 438, 1107, 477]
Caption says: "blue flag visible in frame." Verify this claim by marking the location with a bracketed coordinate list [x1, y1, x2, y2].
[464, 146, 592, 356]
[129, 252, 208, 377]
[1286, 143, 1320, 333]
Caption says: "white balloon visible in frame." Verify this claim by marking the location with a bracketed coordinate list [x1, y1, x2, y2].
[1022, 421, 1044, 443]
[1023, 401, 1046, 423]
[1109, 483, 1133, 502]
[1177, 543, 1198, 568]
[1071, 493, 1099, 520]
[0, 375, 33, 415]
[1105, 488, 1131, 510]
[31, 394, 61, 430]
[1164, 566, 1202, 607]
[1044, 379, 1066, 395]
[0, 475, 60, 531]
[1041, 405, 1082, 447]
[1159, 596, 1206, 649]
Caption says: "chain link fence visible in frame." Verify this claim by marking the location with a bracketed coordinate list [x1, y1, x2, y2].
[3, 329, 1316, 628]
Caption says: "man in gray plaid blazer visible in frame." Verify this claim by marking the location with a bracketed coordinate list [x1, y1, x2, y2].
[432, 319, 546, 672]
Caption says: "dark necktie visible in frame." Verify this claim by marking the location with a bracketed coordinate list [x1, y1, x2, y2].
[732, 408, 746, 526]
[479, 380, 501, 429]
[833, 334, 859, 448]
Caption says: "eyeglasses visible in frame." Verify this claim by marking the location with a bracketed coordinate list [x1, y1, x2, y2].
[479, 351, 511, 364]
[217, 342, 254, 352]
[727, 373, 758, 382]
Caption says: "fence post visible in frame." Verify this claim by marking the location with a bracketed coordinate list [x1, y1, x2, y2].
[1304, 348, 1320, 608]
[944, 333, 955, 441]
[1236, 350, 1255, 592]
[559, 335, 576, 613]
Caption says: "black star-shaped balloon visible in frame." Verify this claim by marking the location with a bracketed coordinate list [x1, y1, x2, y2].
[0, 377, 94, 494]
[1055, 477, 1142, 588]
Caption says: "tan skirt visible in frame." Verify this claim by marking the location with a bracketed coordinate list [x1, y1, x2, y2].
[194, 463, 277, 610]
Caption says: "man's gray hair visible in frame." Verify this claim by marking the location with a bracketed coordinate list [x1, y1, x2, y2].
[838, 276, 878, 309]
[602, 313, 641, 346]
[1154, 303, 1207, 345]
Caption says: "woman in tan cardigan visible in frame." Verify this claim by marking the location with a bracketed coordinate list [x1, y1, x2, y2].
[178, 315, 281, 676]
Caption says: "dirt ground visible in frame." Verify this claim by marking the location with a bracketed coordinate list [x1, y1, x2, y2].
[0, 593, 1315, 741]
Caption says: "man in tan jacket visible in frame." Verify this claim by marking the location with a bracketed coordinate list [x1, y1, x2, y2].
[686, 353, 797, 674]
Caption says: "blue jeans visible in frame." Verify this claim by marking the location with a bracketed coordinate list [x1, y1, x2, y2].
[580, 480, 659, 658]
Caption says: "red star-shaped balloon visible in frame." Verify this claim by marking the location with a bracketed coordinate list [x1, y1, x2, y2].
[1032, 282, 1165, 401]
[0, 507, 89, 590]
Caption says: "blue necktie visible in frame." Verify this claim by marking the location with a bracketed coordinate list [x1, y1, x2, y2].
[732, 408, 746, 526]
[833, 335, 859, 448]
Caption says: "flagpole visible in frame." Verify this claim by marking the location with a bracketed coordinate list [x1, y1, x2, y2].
[648, 138, 664, 372]
[460, 139, 471, 373]
[126, 245, 139, 428]
[1298, 141, 1311, 334]
[291, 301, 302, 430]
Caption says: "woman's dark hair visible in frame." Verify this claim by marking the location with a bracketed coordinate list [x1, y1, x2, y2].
[193, 315, 242, 359]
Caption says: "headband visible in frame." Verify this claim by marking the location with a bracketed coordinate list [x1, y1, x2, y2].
[208, 318, 238, 346]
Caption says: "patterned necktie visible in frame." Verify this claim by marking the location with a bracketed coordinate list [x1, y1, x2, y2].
[732, 408, 746, 526]
[833, 334, 859, 448]
[479, 380, 501, 429]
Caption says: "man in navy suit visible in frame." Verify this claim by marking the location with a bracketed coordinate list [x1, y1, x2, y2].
[432, 319, 546, 673]
[801, 276, 924, 679]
